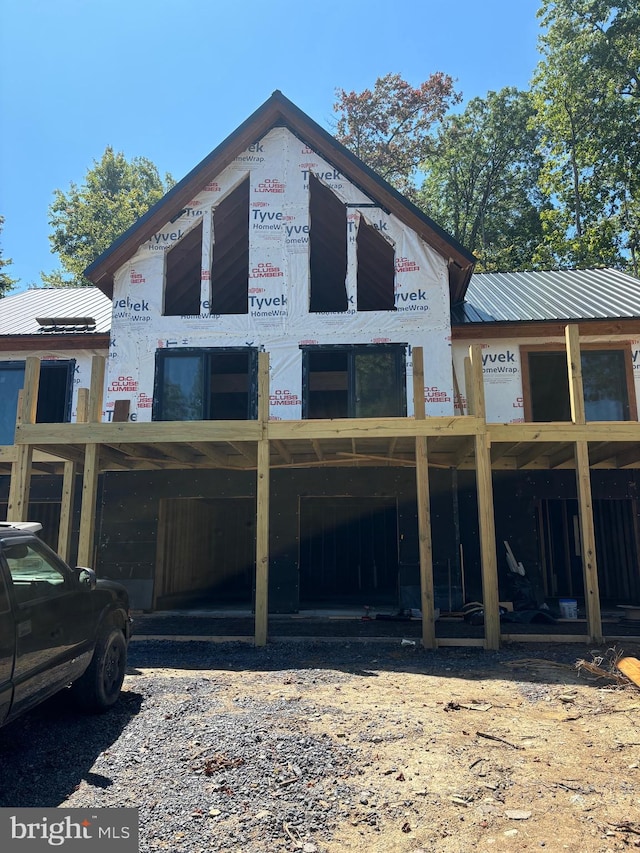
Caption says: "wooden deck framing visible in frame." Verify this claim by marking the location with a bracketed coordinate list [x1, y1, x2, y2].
[5, 328, 640, 647]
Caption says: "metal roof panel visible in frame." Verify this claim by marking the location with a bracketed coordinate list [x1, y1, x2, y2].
[0, 288, 112, 336]
[457, 269, 640, 323]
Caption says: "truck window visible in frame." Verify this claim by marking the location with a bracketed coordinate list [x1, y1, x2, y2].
[4, 543, 66, 605]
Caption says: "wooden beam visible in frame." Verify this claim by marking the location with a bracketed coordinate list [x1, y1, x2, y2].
[88, 356, 106, 423]
[7, 446, 33, 522]
[57, 460, 76, 563]
[490, 441, 520, 464]
[565, 325, 602, 644]
[311, 439, 324, 461]
[77, 356, 104, 568]
[516, 442, 563, 469]
[575, 441, 603, 643]
[7, 359, 40, 522]
[616, 444, 640, 468]
[566, 325, 586, 425]
[77, 443, 100, 567]
[336, 452, 415, 467]
[412, 348, 435, 648]
[254, 352, 270, 647]
[188, 442, 232, 467]
[272, 440, 293, 465]
[229, 442, 257, 467]
[416, 435, 436, 647]
[469, 346, 500, 650]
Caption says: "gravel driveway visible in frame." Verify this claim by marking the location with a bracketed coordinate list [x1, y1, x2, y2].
[1, 639, 638, 853]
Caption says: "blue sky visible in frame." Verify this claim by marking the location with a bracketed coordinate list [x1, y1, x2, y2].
[1, 0, 542, 291]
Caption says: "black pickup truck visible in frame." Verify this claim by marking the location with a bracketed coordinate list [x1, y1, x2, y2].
[0, 522, 132, 728]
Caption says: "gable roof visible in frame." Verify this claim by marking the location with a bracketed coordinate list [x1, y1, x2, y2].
[84, 90, 476, 303]
[452, 268, 640, 324]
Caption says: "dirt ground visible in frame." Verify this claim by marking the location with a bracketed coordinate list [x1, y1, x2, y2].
[123, 642, 640, 853]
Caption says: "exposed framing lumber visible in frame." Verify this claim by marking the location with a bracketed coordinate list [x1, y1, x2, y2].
[272, 440, 293, 465]
[187, 442, 233, 467]
[57, 460, 76, 563]
[77, 357, 104, 568]
[7, 359, 40, 522]
[469, 346, 500, 650]
[412, 348, 436, 648]
[229, 442, 257, 467]
[566, 325, 603, 643]
[311, 439, 324, 461]
[254, 352, 270, 647]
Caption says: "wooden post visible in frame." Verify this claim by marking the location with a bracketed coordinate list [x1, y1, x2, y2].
[469, 346, 500, 650]
[254, 352, 270, 647]
[7, 358, 40, 522]
[565, 325, 602, 642]
[413, 347, 436, 648]
[57, 461, 76, 563]
[77, 357, 105, 568]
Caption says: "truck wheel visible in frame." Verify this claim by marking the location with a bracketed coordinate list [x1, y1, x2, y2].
[72, 627, 127, 713]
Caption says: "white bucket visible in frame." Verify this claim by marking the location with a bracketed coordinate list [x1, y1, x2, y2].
[559, 598, 578, 619]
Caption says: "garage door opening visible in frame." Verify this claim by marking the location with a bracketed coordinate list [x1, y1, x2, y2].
[155, 497, 255, 608]
[299, 497, 399, 607]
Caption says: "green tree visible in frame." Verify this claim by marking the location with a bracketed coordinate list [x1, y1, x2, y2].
[418, 88, 547, 271]
[532, 0, 640, 272]
[333, 73, 461, 196]
[0, 215, 17, 296]
[45, 147, 174, 286]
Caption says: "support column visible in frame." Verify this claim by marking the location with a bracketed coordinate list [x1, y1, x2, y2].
[413, 347, 436, 648]
[77, 357, 105, 568]
[565, 325, 602, 643]
[57, 460, 77, 563]
[7, 358, 40, 522]
[469, 346, 500, 650]
[254, 352, 270, 647]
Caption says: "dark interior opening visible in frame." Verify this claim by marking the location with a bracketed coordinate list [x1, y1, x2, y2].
[37, 362, 74, 424]
[309, 174, 348, 313]
[299, 496, 399, 606]
[164, 220, 203, 316]
[209, 350, 254, 419]
[357, 218, 396, 311]
[305, 350, 348, 418]
[156, 497, 254, 608]
[211, 178, 250, 315]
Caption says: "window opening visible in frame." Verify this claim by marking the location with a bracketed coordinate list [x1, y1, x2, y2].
[0, 360, 74, 444]
[154, 348, 257, 421]
[525, 348, 634, 422]
[164, 219, 203, 316]
[309, 174, 347, 313]
[303, 345, 406, 418]
[211, 178, 249, 315]
[356, 218, 396, 311]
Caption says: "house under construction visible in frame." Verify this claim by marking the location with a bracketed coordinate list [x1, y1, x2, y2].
[2, 92, 640, 648]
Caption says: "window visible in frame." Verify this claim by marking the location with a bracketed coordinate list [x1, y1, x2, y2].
[0, 360, 75, 444]
[154, 348, 257, 421]
[5, 540, 67, 605]
[302, 345, 406, 418]
[309, 174, 348, 312]
[164, 220, 203, 316]
[357, 218, 396, 311]
[211, 178, 249, 315]
[523, 347, 636, 422]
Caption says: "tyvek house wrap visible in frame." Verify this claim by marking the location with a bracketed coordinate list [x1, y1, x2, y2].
[106, 127, 454, 421]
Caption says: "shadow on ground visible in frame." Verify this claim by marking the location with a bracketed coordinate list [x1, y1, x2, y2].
[0, 688, 143, 807]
